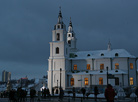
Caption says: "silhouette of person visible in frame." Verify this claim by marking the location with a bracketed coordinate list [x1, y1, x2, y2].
[94, 86, 99, 102]
[104, 84, 116, 102]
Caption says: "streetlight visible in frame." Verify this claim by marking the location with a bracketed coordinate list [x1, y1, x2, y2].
[106, 66, 108, 85]
[60, 68, 62, 98]
[57, 80, 58, 88]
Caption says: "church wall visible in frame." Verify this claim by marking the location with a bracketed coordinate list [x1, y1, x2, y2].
[129, 58, 137, 86]
[52, 30, 64, 41]
[51, 42, 65, 57]
[72, 60, 87, 71]
[94, 58, 111, 70]
[92, 75, 107, 85]
[112, 58, 128, 70]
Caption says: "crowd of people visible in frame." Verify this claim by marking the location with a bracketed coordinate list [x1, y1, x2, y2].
[1, 85, 138, 102]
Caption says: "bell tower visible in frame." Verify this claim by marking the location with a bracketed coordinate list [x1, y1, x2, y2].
[48, 8, 68, 93]
[67, 17, 77, 51]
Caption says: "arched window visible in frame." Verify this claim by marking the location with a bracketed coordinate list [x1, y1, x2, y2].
[115, 63, 119, 69]
[87, 64, 90, 70]
[101, 53, 104, 56]
[57, 25, 60, 29]
[130, 77, 133, 85]
[56, 47, 59, 54]
[115, 53, 118, 57]
[100, 64, 104, 70]
[68, 34, 71, 37]
[84, 78, 88, 85]
[68, 40, 71, 44]
[61, 24, 63, 28]
[74, 64, 77, 70]
[57, 33, 60, 41]
[130, 63, 133, 69]
[72, 34, 74, 37]
[70, 78, 74, 86]
[99, 77, 103, 85]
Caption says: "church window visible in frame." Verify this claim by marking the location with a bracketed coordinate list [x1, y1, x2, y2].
[87, 64, 90, 70]
[115, 53, 118, 57]
[68, 34, 71, 37]
[68, 40, 71, 44]
[61, 24, 63, 28]
[115, 77, 119, 85]
[70, 78, 74, 86]
[99, 77, 103, 85]
[87, 54, 90, 56]
[84, 78, 88, 85]
[130, 63, 133, 69]
[115, 63, 119, 69]
[57, 25, 60, 29]
[101, 53, 104, 56]
[56, 47, 59, 54]
[57, 33, 60, 41]
[130, 77, 133, 85]
[74, 64, 77, 70]
[72, 34, 74, 37]
[100, 64, 104, 70]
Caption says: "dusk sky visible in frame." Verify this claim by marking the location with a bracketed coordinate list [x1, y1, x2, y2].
[0, 0, 138, 80]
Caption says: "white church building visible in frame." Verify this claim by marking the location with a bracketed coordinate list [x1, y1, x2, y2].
[48, 9, 137, 93]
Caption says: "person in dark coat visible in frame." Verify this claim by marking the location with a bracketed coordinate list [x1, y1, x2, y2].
[104, 84, 116, 102]
[72, 87, 76, 100]
[43, 88, 47, 98]
[94, 86, 99, 102]
[81, 88, 86, 99]
[30, 88, 36, 102]
[59, 88, 64, 100]
[52, 87, 54, 96]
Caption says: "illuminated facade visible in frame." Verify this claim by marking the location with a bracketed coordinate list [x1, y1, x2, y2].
[48, 9, 137, 93]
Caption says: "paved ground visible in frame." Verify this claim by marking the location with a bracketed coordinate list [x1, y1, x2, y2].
[0, 97, 135, 102]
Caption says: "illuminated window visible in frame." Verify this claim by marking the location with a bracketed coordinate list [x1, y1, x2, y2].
[100, 64, 104, 70]
[84, 78, 88, 85]
[70, 78, 74, 86]
[99, 77, 103, 85]
[87, 64, 90, 70]
[57, 33, 60, 41]
[74, 65, 77, 70]
[130, 63, 133, 69]
[115, 63, 119, 69]
[56, 47, 59, 54]
[130, 77, 133, 85]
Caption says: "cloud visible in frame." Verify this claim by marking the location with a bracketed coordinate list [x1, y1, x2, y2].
[0, 0, 138, 79]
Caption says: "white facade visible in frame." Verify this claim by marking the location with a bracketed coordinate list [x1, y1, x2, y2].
[48, 10, 137, 93]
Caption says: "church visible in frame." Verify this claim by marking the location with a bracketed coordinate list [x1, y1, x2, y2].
[48, 9, 137, 93]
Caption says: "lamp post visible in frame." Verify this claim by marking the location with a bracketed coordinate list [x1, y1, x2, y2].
[60, 68, 62, 89]
[60, 68, 62, 98]
[106, 66, 108, 85]
[57, 80, 58, 88]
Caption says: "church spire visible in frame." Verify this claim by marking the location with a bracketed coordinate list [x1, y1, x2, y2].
[107, 40, 112, 51]
[69, 17, 72, 27]
[68, 17, 73, 32]
[58, 7, 63, 24]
